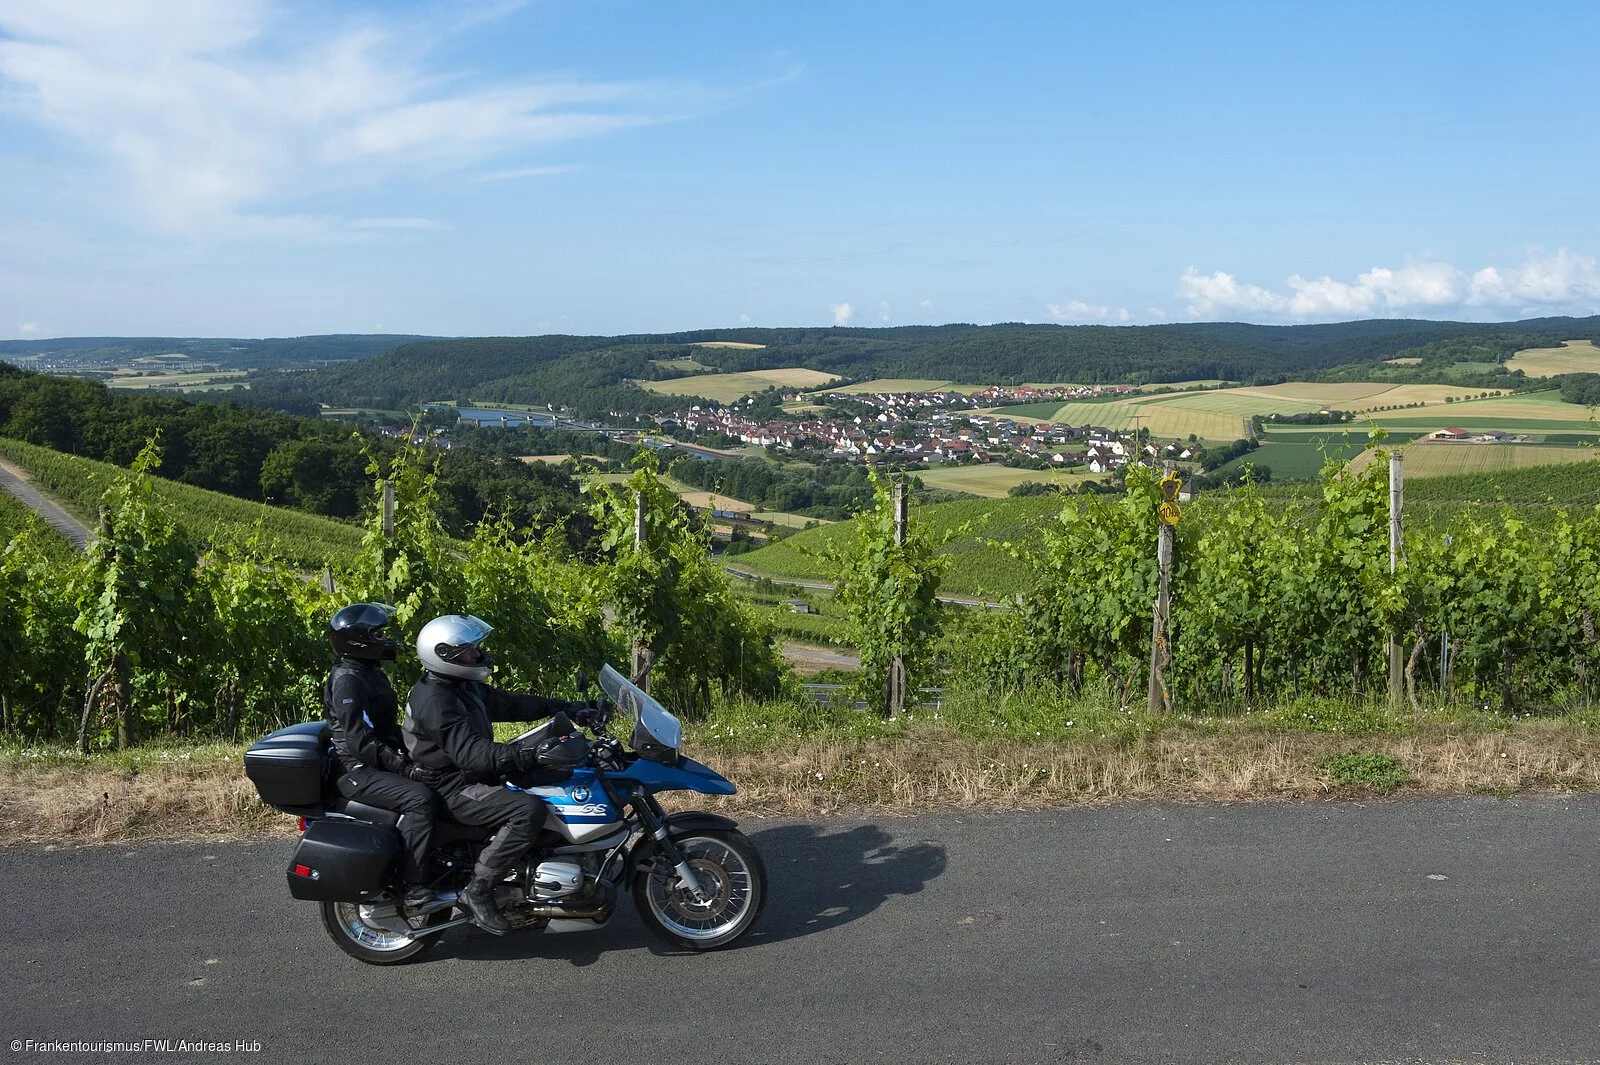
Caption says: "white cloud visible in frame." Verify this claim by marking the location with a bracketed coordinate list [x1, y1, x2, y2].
[918, 299, 934, 310]
[738, 314, 750, 324]
[1046, 300, 1133, 323]
[17, 321, 40, 337]
[472, 164, 580, 182]
[829, 302, 853, 325]
[0, 0, 676, 237]
[1178, 250, 1600, 320]
[348, 217, 447, 231]
[877, 300, 891, 322]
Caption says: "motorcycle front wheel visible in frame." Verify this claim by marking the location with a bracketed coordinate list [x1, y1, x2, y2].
[634, 829, 766, 951]
[319, 899, 453, 965]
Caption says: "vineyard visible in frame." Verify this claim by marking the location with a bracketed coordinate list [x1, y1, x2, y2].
[4, 430, 1600, 754]
[0, 441, 785, 749]
[0, 438, 366, 569]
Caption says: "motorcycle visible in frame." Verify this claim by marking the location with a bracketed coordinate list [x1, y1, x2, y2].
[243, 664, 766, 965]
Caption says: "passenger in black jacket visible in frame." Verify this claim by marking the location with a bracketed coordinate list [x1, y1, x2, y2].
[323, 603, 442, 911]
[402, 614, 588, 935]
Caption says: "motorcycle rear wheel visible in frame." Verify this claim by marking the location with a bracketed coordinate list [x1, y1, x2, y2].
[634, 829, 766, 951]
[319, 899, 453, 965]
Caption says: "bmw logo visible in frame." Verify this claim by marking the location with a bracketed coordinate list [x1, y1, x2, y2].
[570, 785, 591, 804]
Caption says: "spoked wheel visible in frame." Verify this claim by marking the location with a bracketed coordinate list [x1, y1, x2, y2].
[634, 830, 766, 951]
[319, 899, 453, 965]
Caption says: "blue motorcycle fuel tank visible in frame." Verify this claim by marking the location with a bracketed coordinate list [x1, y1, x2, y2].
[523, 768, 623, 844]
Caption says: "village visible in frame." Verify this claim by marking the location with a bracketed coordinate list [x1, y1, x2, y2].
[654, 383, 1196, 474]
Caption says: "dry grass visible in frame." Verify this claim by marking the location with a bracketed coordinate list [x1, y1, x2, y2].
[3, 722, 1596, 846]
[0, 751, 295, 847]
[1505, 340, 1600, 378]
[639, 368, 839, 402]
[696, 723, 1600, 815]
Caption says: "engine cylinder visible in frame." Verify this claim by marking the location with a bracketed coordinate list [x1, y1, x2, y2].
[529, 860, 584, 899]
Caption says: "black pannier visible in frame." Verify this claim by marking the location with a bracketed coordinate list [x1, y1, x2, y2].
[244, 721, 330, 809]
[286, 819, 399, 902]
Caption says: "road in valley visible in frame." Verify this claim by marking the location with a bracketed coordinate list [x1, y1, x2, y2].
[1, 797, 1597, 1064]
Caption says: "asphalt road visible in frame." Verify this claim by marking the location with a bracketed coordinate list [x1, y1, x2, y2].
[2, 797, 1598, 1064]
[0, 458, 92, 549]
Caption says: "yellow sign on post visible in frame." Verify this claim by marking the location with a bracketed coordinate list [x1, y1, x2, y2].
[1158, 471, 1182, 526]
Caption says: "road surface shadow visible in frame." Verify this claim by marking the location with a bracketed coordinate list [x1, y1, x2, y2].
[737, 822, 947, 948]
[447, 822, 947, 966]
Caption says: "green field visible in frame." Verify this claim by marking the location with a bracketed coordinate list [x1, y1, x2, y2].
[639, 368, 841, 402]
[915, 463, 1096, 498]
[0, 438, 366, 568]
[1366, 389, 1597, 434]
[1405, 460, 1600, 504]
[735, 494, 1068, 598]
[994, 400, 1082, 419]
[1356, 442, 1600, 479]
[1213, 437, 1368, 482]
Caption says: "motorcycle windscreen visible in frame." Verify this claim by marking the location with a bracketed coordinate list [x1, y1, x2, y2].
[597, 663, 681, 764]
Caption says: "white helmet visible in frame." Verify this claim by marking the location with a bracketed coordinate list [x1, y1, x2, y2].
[417, 614, 495, 682]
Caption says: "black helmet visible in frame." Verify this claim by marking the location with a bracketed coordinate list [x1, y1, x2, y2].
[330, 603, 399, 661]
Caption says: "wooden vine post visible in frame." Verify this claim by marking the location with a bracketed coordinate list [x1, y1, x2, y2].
[1388, 451, 1404, 709]
[630, 488, 655, 692]
[1147, 466, 1179, 715]
[886, 478, 909, 719]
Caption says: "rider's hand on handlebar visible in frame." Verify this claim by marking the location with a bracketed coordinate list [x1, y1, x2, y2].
[567, 700, 603, 730]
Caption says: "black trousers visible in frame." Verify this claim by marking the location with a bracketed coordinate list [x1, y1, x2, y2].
[444, 783, 551, 883]
[336, 767, 442, 887]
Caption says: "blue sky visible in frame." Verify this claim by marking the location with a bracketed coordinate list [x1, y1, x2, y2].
[2, 0, 1598, 339]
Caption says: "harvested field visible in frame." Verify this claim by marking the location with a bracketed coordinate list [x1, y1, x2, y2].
[689, 341, 766, 349]
[106, 370, 249, 391]
[640, 368, 839, 402]
[1505, 340, 1600, 377]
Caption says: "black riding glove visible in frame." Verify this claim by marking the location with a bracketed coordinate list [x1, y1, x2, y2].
[511, 743, 544, 773]
[405, 763, 444, 787]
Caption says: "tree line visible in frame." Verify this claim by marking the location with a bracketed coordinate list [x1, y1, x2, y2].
[228, 317, 1600, 420]
[0, 366, 585, 538]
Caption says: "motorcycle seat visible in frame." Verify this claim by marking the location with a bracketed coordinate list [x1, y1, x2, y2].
[324, 796, 401, 827]
[321, 797, 497, 843]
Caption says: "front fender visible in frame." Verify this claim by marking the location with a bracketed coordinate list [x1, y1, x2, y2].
[625, 812, 740, 885]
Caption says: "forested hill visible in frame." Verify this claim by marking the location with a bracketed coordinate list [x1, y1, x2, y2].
[0, 334, 438, 370]
[265, 316, 1600, 413]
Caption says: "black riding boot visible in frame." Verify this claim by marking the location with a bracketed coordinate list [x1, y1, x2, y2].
[460, 877, 511, 936]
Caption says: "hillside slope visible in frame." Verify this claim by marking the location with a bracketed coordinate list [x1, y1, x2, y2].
[294, 317, 1600, 414]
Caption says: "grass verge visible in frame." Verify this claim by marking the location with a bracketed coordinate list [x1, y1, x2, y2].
[2, 713, 1596, 847]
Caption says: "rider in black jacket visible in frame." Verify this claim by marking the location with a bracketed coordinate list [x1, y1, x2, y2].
[402, 614, 589, 935]
[324, 603, 442, 911]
